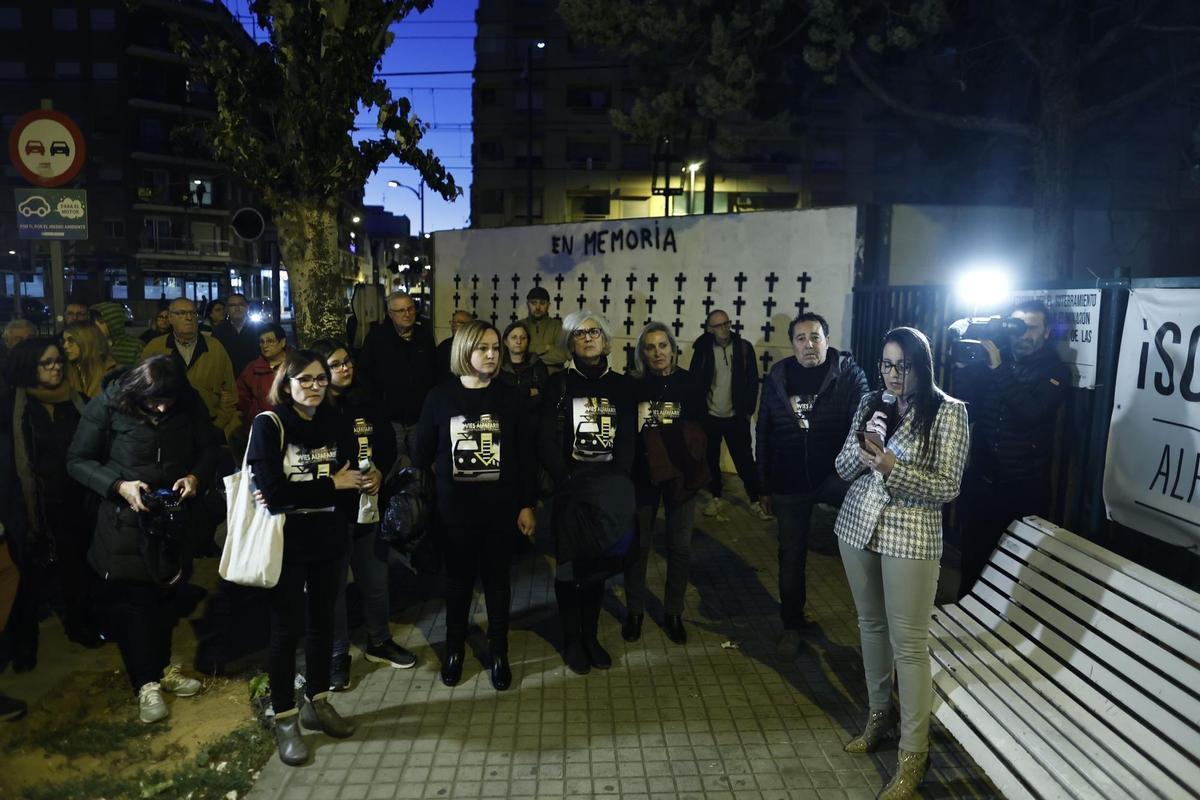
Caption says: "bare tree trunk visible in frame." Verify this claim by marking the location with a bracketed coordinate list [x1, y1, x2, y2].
[274, 200, 345, 346]
[1032, 108, 1076, 280]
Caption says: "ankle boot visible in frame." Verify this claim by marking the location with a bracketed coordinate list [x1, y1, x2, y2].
[441, 647, 465, 687]
[554, 581, 590, 674]
[579, 582, 611, 670]
[274, 711, 308, 766]
[844, 706, 899, 754]
[621, 612, 643, 642]
[490, 652, 512, 691]
[877, 749, 929, 800]
[300, 694, 356, 739]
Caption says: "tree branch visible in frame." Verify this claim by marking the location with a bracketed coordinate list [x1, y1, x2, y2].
[843, 50, 1034, 139]
[1077, 0, 1163, 71]
[1074, 57, 1200, 128]
[995, 0, 1041, 70]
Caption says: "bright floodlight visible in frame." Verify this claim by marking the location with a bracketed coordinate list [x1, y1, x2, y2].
[393, 242, 401, 249]
[351, 215, 361, 224]
[536, 41, 546, 49]
[955, 264, 1012, 309]
[688, 162, 702, 174]
[7, 249, 15, 255]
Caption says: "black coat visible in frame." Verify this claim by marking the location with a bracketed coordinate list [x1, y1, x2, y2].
[688, 332, 760, 418]
[212, 320, 261, 377]
[359, 320, 438, 426]
[956, 345, 1069, 482]
[755, 349, 870, 496]
[67, 375, 222, 583]
[538, 359, 636, 483]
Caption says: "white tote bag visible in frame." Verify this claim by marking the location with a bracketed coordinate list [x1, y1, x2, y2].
[219, 411, 285, 588]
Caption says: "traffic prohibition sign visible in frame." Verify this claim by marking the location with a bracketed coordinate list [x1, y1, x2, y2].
[8, 109, 87, 188]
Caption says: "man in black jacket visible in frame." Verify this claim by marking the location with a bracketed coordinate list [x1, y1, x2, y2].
[358, 290, 438, 464]
[955, 299, 1068, 598]
[690, 310, 769, 521]
[757, 312, 869, 658]
[212, 293, 260, 376]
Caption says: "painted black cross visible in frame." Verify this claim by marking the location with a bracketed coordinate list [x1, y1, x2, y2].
[489, 311, 498, 325]
[471, 274, 480, 290]
[646, 274, 658, 293]
[532, 274, 543, 287]
[510, 311, 519, 323]
[734, 272, 748, 292]
[673, 296, 685, 314]
[601, 274, 612, 292]
[797, 271, 812, 293]
[626, 273, 637, 292]
[763, 296, 777, 316]
[645, 295, 657, 314]
[510, 292, 520, 309]
[625, 294, 636, 313]
[491, 274, 500, 291]
[795, 297, 810, 314]
[578, 273, 588, 291]
[576, 293, 587, 309]
[765, 272, 780, 292]
[760, 350, 774, 373]
[600, 295, 611, 313]
[470, 292, 479, 307]
[553, 293, 563, 312]
[671, 319, 684, 337]
[554, 274, 564, 291]
[702, 296, 715, 315]
[704, 273, 717, 292]
[453, 292, 461, 306]
[761, 319, 775, 342]
[623, 342, 635, 369]
[624, 317, 635, 335]
[732, 319, 744, 336]
[732, 296, 746, 315]
[512, 274, 521, 290]
[454, 275, 462, 291]
[675, 272, 687, 292]
[491, 293, 499, 308]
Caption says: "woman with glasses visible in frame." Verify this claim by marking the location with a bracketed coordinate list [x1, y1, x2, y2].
[539, 310, 636, 675]
[140, 304, 171, 344]
[497, 320, 549, 412]
[245, 350, 366, 765]
[1, 337, 99, 667]
[200, 299, 225, 333]
[833, 327, 969, 800]
[63, 321, 118, 399]
[236, 323, 289, 423]
[413, 321, 538, 691]
[309, 338, 412, 691]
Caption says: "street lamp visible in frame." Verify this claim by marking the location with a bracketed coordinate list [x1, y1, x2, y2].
[387, 179, 425, 238]
[686, 162, 703, 215]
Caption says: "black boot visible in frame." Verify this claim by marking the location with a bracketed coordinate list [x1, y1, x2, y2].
[441, 649, 464, 687]
[663, 614, 687, 645]
[274, 712, 308, 766]
[554, 581, 590, 675]
[490, 652, 512, 691]
[580, 582, 611, 670]
[621, 612, 644, 643]
[300, 694, 356, 739]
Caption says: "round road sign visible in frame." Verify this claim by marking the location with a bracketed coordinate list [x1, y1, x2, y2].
[8, 109, 87, 188]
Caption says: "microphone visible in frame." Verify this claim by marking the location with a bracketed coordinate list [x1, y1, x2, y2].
[878, 390, 898, 437]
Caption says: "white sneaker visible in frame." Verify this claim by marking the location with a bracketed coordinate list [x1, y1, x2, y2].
[138, 681, 168, 724]
[702, 497, 723, 517]
[753, 501, 775, 521]
[161, 665, 202, 697]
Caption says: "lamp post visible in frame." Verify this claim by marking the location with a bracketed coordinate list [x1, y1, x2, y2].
[387, 179, 425, 238]
[686, 162, 702, 215]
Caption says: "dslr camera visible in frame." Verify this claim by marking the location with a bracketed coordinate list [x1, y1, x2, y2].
[140, 487, 185, 539]
[946, 316, 1027, 365]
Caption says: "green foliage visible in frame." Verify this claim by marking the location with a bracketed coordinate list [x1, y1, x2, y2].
[14, 717, 168, 757]
[21, 724, 275, 800]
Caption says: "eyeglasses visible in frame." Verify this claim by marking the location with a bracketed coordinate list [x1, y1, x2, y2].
[327, 358, 353, 371]
[170, 310, 198, 318]
[879, 360, 912, 375]
[37, 357, 64, 368]
[707, 321, 731, 330]
[388, 306, 416, 315]
[293, 374, 330, 388]
[571, 327, 603, 340]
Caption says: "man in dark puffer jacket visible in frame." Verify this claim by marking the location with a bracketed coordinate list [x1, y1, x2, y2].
[756, 312, 868, 660]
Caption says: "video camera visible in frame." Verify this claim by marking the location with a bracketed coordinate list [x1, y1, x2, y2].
[140, 487, 185, 539]
[947, 316, 1027, 365]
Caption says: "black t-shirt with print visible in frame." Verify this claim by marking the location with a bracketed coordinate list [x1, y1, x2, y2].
[784, 356, 831, 432]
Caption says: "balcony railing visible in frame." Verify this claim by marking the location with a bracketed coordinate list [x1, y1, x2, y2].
[139, 235, 230, 256]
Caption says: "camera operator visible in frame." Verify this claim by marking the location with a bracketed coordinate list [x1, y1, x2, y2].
[953, 299, 1068, 598]
[67, 356, 222, 724]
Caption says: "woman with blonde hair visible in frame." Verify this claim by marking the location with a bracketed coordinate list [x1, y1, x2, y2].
[62, 321, 117, 399]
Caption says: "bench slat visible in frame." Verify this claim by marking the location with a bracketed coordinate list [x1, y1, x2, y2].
[1007, 520, 1200, 661]
[931, 613, 1130, 799]
[977, 558, 1200, 731]
[940, 599, 1193, 798]
[960, 586, 1200, 793]
[993, 535, 1200, 692]
[933, 607, 1157, 798]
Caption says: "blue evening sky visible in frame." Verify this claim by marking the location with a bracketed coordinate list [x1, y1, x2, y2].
[229, 0, 478, 233]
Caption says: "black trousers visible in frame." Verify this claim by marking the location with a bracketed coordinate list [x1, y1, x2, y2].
[95, 579, 180, 693]
[443, 524, 512, 656]
[267, 556, 340, 713]
[702, 414, 761, 499]
[957, 469, 1050, 598]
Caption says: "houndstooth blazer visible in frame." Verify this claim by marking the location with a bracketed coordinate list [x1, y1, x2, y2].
[833, 392, 969, 561]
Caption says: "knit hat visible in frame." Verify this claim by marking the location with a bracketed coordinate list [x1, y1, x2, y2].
[526, 287, 550, 302]
[91, 301, 128, 338]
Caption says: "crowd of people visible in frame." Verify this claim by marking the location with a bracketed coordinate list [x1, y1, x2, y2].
[0, 285, 1066, 798]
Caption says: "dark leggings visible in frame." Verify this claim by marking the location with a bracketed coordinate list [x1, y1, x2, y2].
[443, 525, 512, 656]
[267, 557, 340, 713]
[96, 579, 180, 693]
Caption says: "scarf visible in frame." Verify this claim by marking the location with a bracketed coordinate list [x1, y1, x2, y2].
[26, 382, 73, 418]
[12, 386, 88, 544]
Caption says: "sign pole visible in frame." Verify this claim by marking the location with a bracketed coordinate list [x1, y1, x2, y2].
[39, 100, 67, 330]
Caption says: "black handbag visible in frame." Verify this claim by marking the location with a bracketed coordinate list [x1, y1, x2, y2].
[379, 466, 442, 574]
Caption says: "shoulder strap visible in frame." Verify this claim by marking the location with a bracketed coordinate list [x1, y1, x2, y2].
[244, 410, 285, 469]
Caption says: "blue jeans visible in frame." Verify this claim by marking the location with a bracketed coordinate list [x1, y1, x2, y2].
[332, 523, 392, 654]
[773, 475, 846, 630]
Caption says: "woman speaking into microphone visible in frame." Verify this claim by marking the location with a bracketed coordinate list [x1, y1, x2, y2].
[832, 327, 969, 800]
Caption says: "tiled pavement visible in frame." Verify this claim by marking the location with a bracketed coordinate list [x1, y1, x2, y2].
[248, 492, 998, 800]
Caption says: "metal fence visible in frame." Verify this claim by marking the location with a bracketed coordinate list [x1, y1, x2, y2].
[851, 278, 1199, 588]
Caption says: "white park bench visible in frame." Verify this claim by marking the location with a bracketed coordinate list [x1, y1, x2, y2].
[929, 516, 1200, 799]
